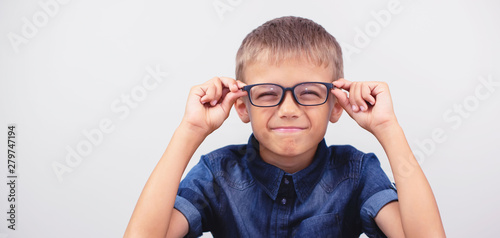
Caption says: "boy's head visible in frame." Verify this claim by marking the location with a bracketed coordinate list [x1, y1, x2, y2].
[235, 16, 344, 83]
[234, 16, 344, 170]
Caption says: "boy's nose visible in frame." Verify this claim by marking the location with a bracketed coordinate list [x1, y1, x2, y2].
[278, 91, 301, 118]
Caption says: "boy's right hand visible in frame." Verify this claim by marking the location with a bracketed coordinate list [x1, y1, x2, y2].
[181, 77, 247, 137]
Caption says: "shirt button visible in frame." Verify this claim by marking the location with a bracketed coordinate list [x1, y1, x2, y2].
[281, 198, 287, 205]
[284, 178, 290, 185]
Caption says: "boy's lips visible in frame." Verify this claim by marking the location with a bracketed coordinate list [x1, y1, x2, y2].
[271, 126, 306, 133]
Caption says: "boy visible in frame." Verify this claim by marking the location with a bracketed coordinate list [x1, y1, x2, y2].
[125, 16, 445, 237]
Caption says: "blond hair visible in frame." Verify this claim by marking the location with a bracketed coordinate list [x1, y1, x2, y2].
[236, 16, 344, 82]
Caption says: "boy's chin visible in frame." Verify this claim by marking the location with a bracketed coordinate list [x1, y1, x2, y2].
[262, 138, 318, 157]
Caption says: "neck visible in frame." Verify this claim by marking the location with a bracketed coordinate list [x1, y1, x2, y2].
[259, 146, 317, 174]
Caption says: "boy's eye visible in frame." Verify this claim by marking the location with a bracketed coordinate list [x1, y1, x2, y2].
[255, 91, 279, 100]
[299, 89, 321, 98]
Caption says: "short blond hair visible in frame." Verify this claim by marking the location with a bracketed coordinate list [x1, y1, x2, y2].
[236, 16, 344, 82]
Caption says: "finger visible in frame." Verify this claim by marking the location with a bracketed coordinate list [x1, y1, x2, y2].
[332, 78, 352, 91]
[199, 84, 210, 104]
[200, 86, 213, 104]
[368, 81, 388, 100]
[361, 83, 376, 107]
[190, 85, 208, 105]
[219, 89, 248, 113]
[219, 87, 230, 104]
[204, 77, 223, 106]
[200, 77, 222, 105]
[331, 88, 355, 117]
[236, 80, 247, 89]
[212, 77, 223, 105]
[349, 82, 360, 112]
[354, 82, 368, 112]
[219, 77, 240, 92]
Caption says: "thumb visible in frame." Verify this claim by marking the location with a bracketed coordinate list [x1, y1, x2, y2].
[219, 90, 247, 113]
[331, 88, 355, 117]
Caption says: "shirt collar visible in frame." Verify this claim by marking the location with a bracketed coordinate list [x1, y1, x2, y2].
[245, 134, 329, 203]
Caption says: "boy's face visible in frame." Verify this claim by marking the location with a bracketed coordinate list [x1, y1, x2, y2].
[235, 58, 343, 163]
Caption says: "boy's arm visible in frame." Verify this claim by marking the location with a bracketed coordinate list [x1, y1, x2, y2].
[124, 77, 247, 237]
[331, 79, 446, 237]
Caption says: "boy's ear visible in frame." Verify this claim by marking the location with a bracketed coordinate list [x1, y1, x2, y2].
[234, 97, 250, 123]
[329, 100, 343, 123]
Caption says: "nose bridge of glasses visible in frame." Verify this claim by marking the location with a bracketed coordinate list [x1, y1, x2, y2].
[281, 87, 301, 106]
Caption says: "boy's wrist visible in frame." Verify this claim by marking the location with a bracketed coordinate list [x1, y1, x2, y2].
[178, 120, 212, 139]
[371, 119, 401, 141]
[166, 121, 208, 162]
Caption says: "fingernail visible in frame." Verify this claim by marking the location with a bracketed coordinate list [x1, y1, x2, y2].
[360, 106, 366, 111]
[211, 100, 217, 106]
[351, 105, 357, 111]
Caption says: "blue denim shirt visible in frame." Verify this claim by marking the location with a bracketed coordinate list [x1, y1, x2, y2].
[174, 135, 397, 237]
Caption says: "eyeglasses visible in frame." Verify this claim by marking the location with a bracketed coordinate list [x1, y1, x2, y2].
[241, 82, 334, 107]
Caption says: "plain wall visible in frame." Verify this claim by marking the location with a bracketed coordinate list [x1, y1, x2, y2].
[1, 0, 499, 237]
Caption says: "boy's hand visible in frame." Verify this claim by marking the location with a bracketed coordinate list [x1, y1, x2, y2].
[181, 77, 247, 136]
[331, 78, 398, 135]
[332, 78, 446, 237]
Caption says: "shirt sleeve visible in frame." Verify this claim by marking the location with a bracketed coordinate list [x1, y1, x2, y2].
[174, 156, 218, 237]
[357, 153, 398, 238]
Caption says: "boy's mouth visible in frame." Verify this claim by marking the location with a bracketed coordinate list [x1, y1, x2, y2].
[271, 127, 305, 133]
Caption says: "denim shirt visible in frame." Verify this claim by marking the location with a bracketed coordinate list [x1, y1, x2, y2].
[174, 135, 398, 237]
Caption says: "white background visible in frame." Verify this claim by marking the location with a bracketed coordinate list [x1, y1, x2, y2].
[1, 0, 499, 237]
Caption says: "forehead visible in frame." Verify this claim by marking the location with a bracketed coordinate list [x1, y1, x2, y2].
[244, 58, 334, 86]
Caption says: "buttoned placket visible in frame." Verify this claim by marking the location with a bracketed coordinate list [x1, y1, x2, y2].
[275, 175, 295, 237]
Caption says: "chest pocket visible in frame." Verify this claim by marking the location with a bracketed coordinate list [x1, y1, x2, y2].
[292, 213, 342, 238]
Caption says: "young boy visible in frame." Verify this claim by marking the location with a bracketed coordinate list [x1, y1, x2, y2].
[125, 16, 445, 237]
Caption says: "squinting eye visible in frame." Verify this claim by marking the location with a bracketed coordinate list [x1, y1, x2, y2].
[300, 90, 321, 97]
[255, 91, 279, 99]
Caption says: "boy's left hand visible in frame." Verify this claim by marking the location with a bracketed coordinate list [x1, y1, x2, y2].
[331, 78, 399, 135]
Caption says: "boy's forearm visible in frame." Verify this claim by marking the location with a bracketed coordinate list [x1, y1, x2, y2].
[373, 123, 446, 237]
[124, 122, 206, 237]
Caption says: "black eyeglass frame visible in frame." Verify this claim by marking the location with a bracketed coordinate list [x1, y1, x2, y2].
[241, 82, 334, 107]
